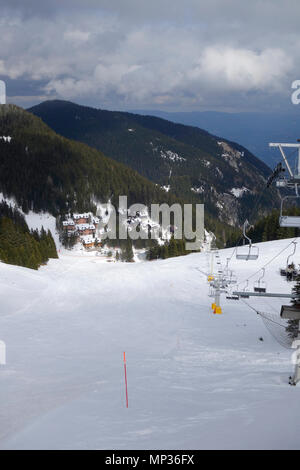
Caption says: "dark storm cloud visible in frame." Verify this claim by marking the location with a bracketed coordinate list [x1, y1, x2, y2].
[0, 0, 299, 110]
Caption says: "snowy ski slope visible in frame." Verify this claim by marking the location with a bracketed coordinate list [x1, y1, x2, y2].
[0, 238, 300, 449]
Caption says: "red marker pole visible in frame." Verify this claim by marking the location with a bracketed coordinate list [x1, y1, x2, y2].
[123, 352, 129, 408]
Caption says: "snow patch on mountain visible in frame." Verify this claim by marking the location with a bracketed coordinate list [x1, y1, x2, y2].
[0, 136, 11, 142]
[218, 141, 244, 171]
[0, 192, 18, 208]
[231, 187, 251, 198]
[0, 193, 60, 249]
[160, 150, 186, 163]
[191, 186, 204, 194]
[25, 212, 60, 249]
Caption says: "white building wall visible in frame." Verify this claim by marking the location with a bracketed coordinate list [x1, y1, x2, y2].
[0, 81, 6, 105]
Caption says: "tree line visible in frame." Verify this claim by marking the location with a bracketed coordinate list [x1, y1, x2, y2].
[226, 207, 300, 248]
[0, 201, 58, 270]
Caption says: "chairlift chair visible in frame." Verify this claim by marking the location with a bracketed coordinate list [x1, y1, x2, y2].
[226, 288, 239, 300]
[254, 268, 267, 293]
[269, 142, 300, 227]
[226, 294, 240, 300]
[228, 271, 237, 284]
[276, 178, 288, 188]
[240, 280, 250, 299]
[236, 220, 259, 260]
[293, 270, 300, 281]
[280, 304, 300, 320]
[283, 241, 298, 281]
[279, 195, 300, 227]
[280, 268, 287, 277]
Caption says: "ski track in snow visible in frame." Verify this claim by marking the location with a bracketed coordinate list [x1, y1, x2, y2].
[0, 238, 300, 449]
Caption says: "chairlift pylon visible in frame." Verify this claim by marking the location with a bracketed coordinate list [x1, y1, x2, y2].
[236, 220, 259, 261]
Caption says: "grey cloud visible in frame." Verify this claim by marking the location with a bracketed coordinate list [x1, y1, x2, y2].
[0, 1, 299, 111]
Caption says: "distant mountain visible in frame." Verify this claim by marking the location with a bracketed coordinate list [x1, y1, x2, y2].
[0, 104, 176, 216]
[29, 100, 278, 227]
[0, 103, 243, 251]
[130, 109, 300, 168]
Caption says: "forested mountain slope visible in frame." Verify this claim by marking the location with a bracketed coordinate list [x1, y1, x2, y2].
[30, 100, 278, 226]
[0, 105, 176, 215]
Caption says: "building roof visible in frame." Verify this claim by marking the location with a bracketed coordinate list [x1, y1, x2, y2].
[81, 235, 95, 244]
[76, 223, 95, 231]
[63, 219, 75, 226]
[73, 213, 90, 220]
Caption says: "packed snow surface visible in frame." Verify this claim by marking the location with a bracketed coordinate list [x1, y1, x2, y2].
[0, 238, 300, 450]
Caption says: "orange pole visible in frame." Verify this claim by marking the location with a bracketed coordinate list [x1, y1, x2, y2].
[123, 352, 128, 408]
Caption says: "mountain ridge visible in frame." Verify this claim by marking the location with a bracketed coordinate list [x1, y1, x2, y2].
[129, 108, 300, 167]
[0, 104, 177, 214]
[29, 99, 278, 226]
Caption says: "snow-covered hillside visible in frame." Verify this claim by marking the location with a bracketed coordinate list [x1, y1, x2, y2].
[0, 193, 61, 249]
[0, 239, 300, 450]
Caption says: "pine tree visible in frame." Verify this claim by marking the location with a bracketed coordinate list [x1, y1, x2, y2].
[121, 239, 134, 262]
[161, 244, 169, 259]
[286, 276, 300, 340]
[0, 204, 58, 270]
[168, 237, 178, 258]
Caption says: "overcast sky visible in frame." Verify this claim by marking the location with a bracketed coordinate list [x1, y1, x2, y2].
[0, 0, 299, 112]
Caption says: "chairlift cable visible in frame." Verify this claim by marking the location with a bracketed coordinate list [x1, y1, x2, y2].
[240, 298, 287, 329]
[227, 148, 299, 266]
[227, 174, 275, 266]
[235, 237, 299, 289]
[236, 237, 298, 288]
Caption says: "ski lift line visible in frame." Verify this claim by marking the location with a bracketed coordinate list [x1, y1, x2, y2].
[277, 145, 293, 178]
[241, 299, 288, 330]
[233, 291, 295, 298]
[230, 145, 299, 267]
[269, 143, 300, 178]
[258, 311, 288, 330]
[254, 267, 266, 292]
[195, 267, 209, 277]
[228, 146, 300, 267]
[235, 237, 299, 290]
[261, 293, 281, 315]
[240, 297, 259, 314]
[226, 175, 270, 265]
[235, 220, 258, 260]
[227, 182, 271, 266]
[287, 241, 297, 266]
[259, 318, 293, 349]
